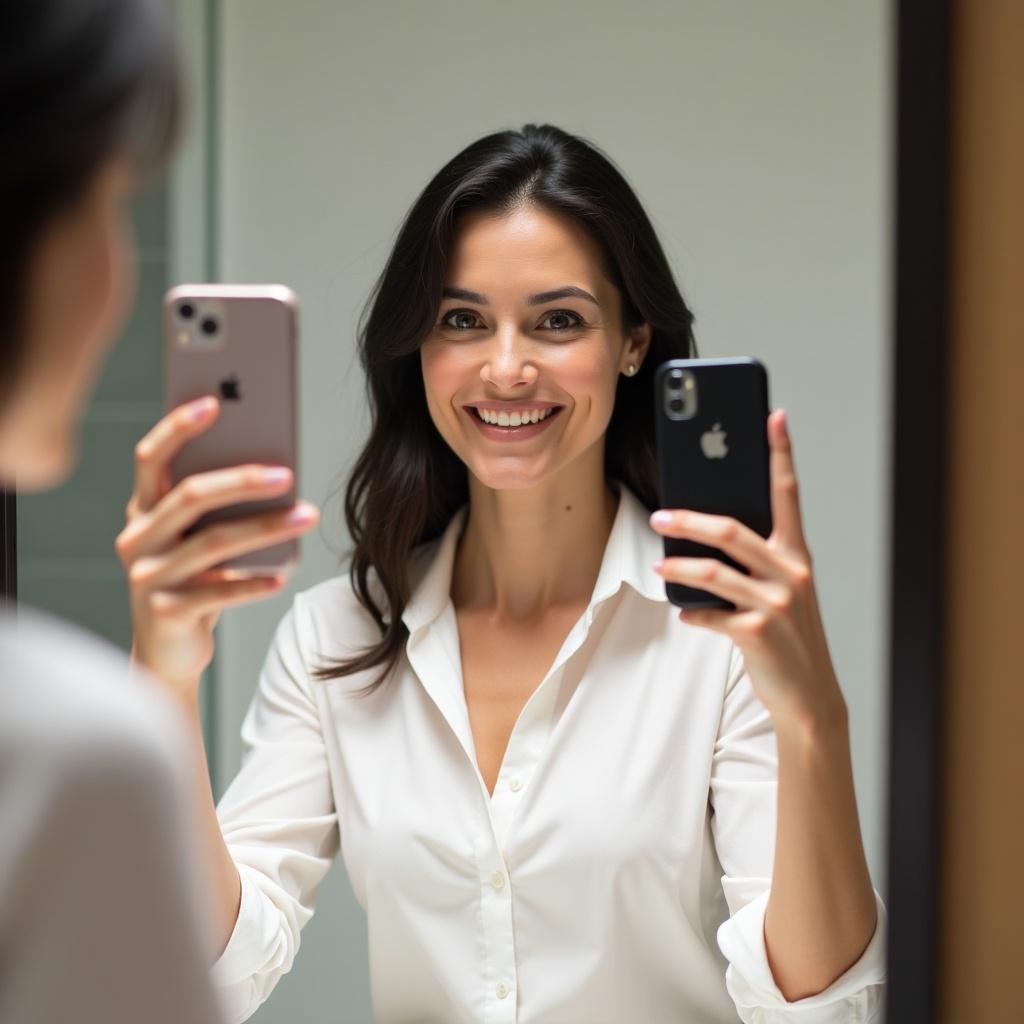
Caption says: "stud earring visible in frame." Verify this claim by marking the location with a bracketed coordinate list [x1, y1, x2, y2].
[625, 363, 637, 376]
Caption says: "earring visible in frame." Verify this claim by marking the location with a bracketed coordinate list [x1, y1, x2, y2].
[625, 363, 637, 376]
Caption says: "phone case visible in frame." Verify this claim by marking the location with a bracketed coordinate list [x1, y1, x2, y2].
[653, 357, 772, 609]
[163, 284, 299, 576]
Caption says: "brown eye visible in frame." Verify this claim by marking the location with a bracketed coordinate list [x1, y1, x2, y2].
[540, 310, 584, 331]
[439, 309, 482, 330]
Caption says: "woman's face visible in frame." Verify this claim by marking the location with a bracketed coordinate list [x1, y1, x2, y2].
[0, 157, 138, 491]
[420, 204, 650, 491]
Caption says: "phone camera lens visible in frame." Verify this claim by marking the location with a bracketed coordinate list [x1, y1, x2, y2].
[200, 317, 219, 336]
[669, 397, 684, 412]
[177, 302, 195, 320]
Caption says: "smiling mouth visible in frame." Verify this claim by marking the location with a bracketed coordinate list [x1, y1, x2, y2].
[469, 406, 565, 428]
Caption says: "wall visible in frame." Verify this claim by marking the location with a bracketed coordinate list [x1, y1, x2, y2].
[212, 3, 891, 1020]
[939, 0, 1024, 1017]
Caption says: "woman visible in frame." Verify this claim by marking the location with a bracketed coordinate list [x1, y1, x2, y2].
[123, 125, 887, 1022]
[0, 1, 246, 1021]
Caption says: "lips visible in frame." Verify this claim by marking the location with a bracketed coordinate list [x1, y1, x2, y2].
[466, 404, 565, 439]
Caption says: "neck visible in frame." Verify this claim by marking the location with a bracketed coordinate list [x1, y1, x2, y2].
[451, 453, 620, 624]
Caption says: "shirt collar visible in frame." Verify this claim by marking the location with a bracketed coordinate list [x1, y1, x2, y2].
[401, 478, 668, 637]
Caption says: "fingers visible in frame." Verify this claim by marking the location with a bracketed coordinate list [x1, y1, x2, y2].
[127, 502, 318, 592]
[147, 573, 287, 624]
[650, 508, 782, 579]
[768, 408, 809, 555]
[654, 555, 789, 612]
[118, 463, 297, 562]
[132, 396, 220, 514]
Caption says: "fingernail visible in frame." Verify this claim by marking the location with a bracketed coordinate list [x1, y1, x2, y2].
[264, 467, 292, 485]
[651, 511, 672, 526]
[286, 503, 316, 524]
[191, 397, 215, 419]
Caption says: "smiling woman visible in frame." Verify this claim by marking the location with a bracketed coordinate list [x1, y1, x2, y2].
[313, 124, 698, 695]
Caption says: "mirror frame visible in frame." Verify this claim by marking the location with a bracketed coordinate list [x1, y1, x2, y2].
[1, 488, 13, 607]
[885, 0, 950, 1019]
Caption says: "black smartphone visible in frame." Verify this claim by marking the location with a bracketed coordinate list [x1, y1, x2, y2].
[653, 357, 773, 609]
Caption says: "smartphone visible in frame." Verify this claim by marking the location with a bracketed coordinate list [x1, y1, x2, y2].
[653, 356, 772, 609]
[163, 283, 299, 577]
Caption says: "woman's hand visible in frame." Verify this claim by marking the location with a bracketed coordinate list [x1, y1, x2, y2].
[649, 408, 846, 727]
[115, 395, 320, 696]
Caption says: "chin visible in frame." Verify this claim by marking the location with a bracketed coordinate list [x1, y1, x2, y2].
[11, 434, 78, 492]
[468, 461, 560, 492]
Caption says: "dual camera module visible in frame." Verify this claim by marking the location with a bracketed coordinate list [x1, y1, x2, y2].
[663, 367, 696, 420]
[176, 301, 219, 337]
[172, 298, 225, 351]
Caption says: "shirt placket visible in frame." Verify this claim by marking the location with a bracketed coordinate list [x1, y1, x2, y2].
[471, 603, 605, 1022]
[407, 594, 610, 1023]
[470, 664, 565, 1024]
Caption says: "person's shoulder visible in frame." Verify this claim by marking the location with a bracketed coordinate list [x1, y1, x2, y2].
[288, 536, 449, 690]
[295, 540, 438, 636]
[0, 604, 189, 776]
[293, 557, 395, 654]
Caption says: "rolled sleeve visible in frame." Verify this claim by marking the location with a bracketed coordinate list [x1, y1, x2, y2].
[717, 887, 887, 1022]
[709, 642, 887, 1023]
[209, 594, 340, 1023]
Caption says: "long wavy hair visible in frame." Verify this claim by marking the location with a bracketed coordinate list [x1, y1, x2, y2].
[311, 123, 698, 696]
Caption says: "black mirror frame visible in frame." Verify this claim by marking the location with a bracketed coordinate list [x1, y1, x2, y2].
[1, 488, 14, 608]
[885, 0, 950, 1019]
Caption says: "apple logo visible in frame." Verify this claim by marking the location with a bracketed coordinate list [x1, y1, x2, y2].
[701, 422, 728, 459]
[219, 374, 242, 401]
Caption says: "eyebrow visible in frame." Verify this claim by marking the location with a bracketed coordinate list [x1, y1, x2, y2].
[441, 285, 600, 307]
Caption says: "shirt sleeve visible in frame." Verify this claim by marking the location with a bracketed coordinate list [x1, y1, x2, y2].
[709, 641, 888, 1023]
[209, 594, 340, 1023]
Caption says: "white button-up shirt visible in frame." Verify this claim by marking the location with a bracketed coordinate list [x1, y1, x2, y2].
[211, 479, 887, 1023]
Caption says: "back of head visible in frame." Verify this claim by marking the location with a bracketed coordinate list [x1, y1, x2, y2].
[0, 0, 179, 412]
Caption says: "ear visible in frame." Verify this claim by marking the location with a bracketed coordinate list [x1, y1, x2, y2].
[626, 321, 652, 367]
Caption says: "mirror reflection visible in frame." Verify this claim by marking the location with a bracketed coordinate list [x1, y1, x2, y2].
[3, 2, 890, 1022]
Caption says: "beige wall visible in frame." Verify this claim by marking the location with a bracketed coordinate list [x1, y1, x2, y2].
[210, 3, 891, 1020]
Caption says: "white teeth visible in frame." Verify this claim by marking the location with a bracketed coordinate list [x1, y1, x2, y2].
[477, 407, 555, 426]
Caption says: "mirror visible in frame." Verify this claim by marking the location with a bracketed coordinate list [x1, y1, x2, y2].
[10, 2, 892, 1021]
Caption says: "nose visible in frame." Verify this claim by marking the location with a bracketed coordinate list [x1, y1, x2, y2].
[482, 325, 537, 388]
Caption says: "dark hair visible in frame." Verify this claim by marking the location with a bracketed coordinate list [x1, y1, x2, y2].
[312, 124, 699, 697]
[0, 0, 180, 412]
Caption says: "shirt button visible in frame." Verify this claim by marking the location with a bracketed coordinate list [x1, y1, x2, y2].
[509, 776, 523, 792]
[489, 869, 506, 890]
[496, 981, 510, 999]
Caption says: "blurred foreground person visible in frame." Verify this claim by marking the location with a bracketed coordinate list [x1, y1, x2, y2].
[0, 1, 224, 1020]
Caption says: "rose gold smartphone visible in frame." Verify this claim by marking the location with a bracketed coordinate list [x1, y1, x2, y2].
[162, 284, 299, 577]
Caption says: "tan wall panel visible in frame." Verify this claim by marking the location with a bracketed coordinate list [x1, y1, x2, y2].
[939, 0, 1024, 1019]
